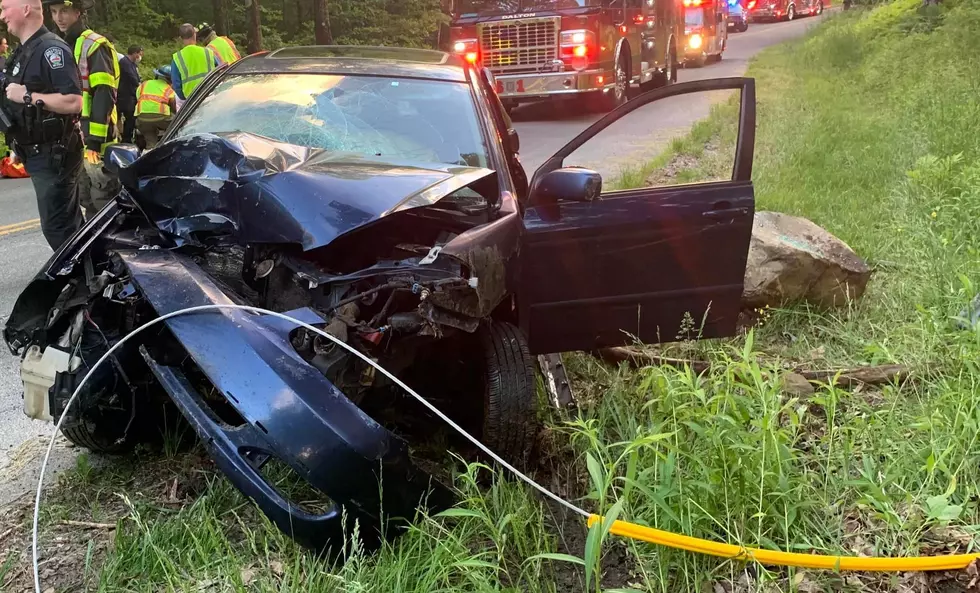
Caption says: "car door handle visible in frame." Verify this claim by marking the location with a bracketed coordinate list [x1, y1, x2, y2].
[703, 207, 749, 219]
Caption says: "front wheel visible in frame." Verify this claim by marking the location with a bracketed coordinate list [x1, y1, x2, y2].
[787, 4, 796, 19]
[479, 322, 540, 469]
[591, 54, 630, 112]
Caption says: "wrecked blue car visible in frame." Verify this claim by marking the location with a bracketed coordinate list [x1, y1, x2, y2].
[2, 46, 758, 550]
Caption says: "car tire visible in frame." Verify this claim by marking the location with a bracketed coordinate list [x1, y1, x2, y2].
[479, 321, 540, 469]
[62, 419, 136, 454]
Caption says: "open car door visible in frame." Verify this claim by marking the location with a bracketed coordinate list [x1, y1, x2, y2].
[518, 77, 756, 355]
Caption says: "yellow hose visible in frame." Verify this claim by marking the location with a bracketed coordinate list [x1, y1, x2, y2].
[587, 515, 980, 571]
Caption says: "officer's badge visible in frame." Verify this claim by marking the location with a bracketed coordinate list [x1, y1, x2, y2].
[44, 47, 65, 70]
[11, 63, 20, 76]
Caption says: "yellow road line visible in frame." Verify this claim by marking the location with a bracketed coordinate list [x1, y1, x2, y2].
[0, 219, 41, 237]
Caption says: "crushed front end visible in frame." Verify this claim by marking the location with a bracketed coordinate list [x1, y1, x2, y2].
[2, 132, 522, 550]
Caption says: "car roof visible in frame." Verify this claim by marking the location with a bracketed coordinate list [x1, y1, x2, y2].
[228, 46, 470, 83]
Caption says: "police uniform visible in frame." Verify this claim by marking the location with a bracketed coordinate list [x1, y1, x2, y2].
[1, 26, 84, 251]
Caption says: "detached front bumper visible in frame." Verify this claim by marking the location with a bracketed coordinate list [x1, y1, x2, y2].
[119, 249, 453, 550]
[491, 68, 611, 100]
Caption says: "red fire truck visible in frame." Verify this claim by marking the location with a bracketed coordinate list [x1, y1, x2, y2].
[447, 0, 684, 113]
[681, 0, 728, 67]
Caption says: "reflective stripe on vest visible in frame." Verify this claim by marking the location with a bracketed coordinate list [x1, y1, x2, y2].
[208, 36, 241, 64]
[136, 80, 174, 117]
[73, 29, 121, 150]
[174, 45, 217, 97]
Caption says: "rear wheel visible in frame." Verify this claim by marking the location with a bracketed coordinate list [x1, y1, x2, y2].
[479, 322, 540, 469]
[647, 48, 677, 90]
[787, 4, 796, 19]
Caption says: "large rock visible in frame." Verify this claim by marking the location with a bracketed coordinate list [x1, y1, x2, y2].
[743, 211, 872, 309]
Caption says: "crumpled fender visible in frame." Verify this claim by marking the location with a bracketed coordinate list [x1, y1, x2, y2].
[117, 249, 453, 550]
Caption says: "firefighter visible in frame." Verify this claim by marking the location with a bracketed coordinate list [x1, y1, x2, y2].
[45, 0, 121, 217]
[135, 65, 176, 150]
[197, 22, 240, 66]
[170, 23, 217, 101]
[1, 0, 85, 250]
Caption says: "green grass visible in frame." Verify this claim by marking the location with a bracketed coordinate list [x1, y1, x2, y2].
[7, 2, 980, 592]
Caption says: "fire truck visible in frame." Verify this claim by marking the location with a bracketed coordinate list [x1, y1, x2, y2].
[447, 0, 684, 113]
[681, 0, 728, 67]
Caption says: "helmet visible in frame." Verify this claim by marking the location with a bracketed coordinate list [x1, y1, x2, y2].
[197, 23, 215, 39]
[153, 65, 172, 82]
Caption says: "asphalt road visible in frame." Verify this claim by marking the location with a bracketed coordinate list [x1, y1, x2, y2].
[0, 14, 827, 503]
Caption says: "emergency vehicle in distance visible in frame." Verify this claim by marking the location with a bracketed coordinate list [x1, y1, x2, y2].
[447, 0, 684, 113]
[681, 0, 728, 67]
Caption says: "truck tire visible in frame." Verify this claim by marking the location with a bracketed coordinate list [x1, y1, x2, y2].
[590, 53, 630, 112]
[480, 321, 540, 469]
[787, 4, 796, 19]
[647, 48, 677, 90]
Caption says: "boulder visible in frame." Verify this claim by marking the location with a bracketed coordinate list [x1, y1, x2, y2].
[743, 211, 872, 309]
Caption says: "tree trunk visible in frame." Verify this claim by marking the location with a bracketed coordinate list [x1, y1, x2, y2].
[248, 0, 263, 54]
[213, 0, 229, 36]
[313, 0, 333, 44]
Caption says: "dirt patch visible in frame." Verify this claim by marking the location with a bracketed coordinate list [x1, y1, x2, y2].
[645, 152, 703, 187]
[542, 500, 641, 592]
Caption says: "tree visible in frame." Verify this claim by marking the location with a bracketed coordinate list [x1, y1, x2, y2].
[213, 0, 229, 35]
[247, 0, 263, 53]
[313, 0, 333, 44]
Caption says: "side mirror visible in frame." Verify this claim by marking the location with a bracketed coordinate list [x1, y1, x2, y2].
[507, 128, 520, 153]
[530, 167, 602, 206]
[103, 143, 140, 175]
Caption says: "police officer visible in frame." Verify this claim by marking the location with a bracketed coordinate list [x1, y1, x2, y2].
[46, 0, 121, 217]
[0, 0, 84, 251]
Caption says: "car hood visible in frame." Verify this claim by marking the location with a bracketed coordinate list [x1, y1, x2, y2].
[118, 132, 496, 251]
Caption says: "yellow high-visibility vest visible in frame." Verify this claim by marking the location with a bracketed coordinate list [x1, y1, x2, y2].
[173, 45, 217, 98]
[136, 79, 176, 117]
[208, 36, 241, 65]
[74, 29, 120, 149]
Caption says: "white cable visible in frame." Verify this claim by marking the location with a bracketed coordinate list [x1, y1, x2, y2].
[33, 303, 590, 593]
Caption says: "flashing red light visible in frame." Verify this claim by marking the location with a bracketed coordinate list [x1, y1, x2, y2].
[452, 38, 480, 64]
[683, 0, 704, 6]
[560, 29, 596, 69]
[747, 0, 756, 7]
[620, 24, 628, 34]
[596, 75, 605, 85]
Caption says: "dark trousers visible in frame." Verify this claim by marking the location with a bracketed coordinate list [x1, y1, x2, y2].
[23, 145, 84, 251]
[120, 103, 137, 144]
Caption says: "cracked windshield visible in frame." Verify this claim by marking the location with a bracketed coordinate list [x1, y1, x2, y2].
[172, 74, 489, 168]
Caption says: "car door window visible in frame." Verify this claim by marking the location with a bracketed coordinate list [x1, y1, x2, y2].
[518, 80, 756, 355]
[563, 86, 745, 192]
